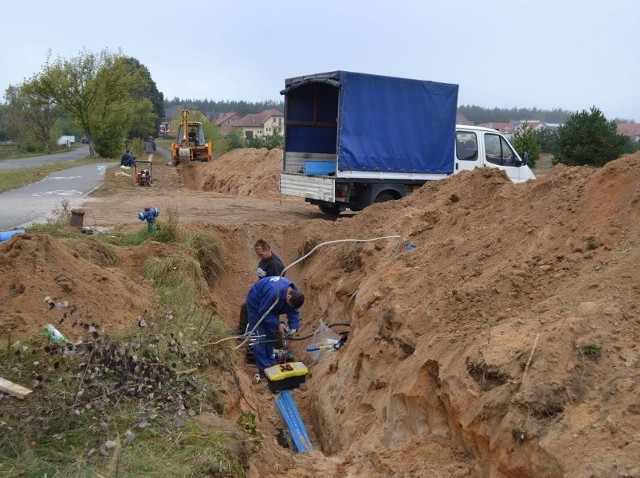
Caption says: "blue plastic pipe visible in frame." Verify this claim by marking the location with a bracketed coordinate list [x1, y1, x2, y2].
[0, 229, 25, 242]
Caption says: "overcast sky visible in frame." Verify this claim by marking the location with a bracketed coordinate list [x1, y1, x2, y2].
[2, 0, 638, 121]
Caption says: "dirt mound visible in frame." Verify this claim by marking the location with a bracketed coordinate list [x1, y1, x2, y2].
[181, 148, 282, 197]
[0, 234, 159, 340]
[288, 153, 640, 477]
[3, 148, 640, 477]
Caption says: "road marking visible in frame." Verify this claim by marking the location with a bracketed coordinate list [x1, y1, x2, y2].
[33, 190, 83, 197]
[49, 176, 82, 180]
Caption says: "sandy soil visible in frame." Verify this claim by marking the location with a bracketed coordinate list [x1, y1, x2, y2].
[1, 148, 639, 477]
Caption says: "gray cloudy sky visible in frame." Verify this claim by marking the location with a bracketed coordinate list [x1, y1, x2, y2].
[2, 0, 638, 121]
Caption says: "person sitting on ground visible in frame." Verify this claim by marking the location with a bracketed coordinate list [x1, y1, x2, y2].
[120, 149, 136, 167]
[245, 276, 304, 378]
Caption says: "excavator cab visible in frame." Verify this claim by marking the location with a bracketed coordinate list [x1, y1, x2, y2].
[171, 109, 213, 165]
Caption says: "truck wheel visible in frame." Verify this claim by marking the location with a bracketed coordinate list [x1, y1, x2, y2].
[319, 204, 341, 215]
[374, 192, 395, 203]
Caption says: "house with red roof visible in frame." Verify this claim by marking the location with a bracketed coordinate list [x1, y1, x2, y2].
[617, 123, 640, 143]
[224, 108, 283, 140]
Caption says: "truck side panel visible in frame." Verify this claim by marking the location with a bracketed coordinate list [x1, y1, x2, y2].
[280, 173, 336, 202]
[337, 72, 458, 174]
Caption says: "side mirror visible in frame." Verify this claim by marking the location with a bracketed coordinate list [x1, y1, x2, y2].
[522, 152, 529, 166]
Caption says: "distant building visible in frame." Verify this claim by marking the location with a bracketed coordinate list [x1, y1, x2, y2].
[617, 123, 640, 143]
[456, 113, 474, 126]
[222, 109, 284, 140]
[215, 112, 239, 127]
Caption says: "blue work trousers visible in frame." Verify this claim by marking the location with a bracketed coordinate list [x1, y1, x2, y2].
[251, 322, 277, 375]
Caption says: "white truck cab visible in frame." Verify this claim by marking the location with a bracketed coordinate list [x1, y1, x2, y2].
[454, 125, 535, 183]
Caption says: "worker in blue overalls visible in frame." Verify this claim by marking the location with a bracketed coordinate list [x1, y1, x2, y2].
[245, 276, 304, 377]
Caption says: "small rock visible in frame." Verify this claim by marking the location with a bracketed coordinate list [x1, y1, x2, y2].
[124, 430, 135, 446]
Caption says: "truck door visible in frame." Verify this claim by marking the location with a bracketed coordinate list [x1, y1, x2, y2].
[482, 132, 524, 182]
[454, 131, 481, 173]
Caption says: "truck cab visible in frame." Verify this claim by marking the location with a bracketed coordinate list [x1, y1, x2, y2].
[454, 126, 535, 183]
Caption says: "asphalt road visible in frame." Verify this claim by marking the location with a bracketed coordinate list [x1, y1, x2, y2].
[0, 147, 173, 231]
[0, 162, 115, 230]
[0, 146, 113, 230]
[0, 145, 91, 170]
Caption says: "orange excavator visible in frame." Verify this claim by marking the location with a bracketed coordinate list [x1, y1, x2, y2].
[171, 109, 212, 166]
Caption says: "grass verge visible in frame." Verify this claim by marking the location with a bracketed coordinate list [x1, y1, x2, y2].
[0, 220, 252, 476]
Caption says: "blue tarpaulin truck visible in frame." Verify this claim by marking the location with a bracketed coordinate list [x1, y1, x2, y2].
[279, 71, 535, 215]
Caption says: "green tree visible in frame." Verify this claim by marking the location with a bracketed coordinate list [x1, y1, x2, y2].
[32, 49, 153, 157]
[4, 80, 61, 153]
[511, 123, 541, 167]
[265, 131, 284, 150]
[122, 57, 164, 138]
[554, 107, 631, 166]
[534, 126, 559, 153]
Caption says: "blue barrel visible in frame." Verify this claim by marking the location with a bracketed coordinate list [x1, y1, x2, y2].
[0, 229, 25, 242]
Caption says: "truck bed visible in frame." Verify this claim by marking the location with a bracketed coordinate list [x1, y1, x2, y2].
[282, 152, 336, 174]
[280, 172, 336, 202]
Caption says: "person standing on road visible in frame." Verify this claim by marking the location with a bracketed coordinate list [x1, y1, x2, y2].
[144, 136, 156, 161]
[245, 276, 304, 377]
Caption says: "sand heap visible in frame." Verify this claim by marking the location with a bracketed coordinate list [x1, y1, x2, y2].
[286, 153, 640, 477]
[3, 147, 639, 477]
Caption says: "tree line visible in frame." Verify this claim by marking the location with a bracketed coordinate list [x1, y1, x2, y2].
[0, 49, 637, 166]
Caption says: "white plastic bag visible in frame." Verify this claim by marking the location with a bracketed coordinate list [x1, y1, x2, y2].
[306, 320, 341, 363]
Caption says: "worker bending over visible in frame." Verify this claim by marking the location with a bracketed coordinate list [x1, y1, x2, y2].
[245, 276, 304, 377]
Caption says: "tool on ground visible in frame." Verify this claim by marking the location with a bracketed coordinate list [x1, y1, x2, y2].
[134, 160, 153, 186]
[138, 207, 159, 231]
[264, 362, 309, 393]
[305, 332, 348, 352]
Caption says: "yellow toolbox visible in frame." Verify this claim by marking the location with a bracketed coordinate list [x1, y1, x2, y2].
[264, 362, 309, 393]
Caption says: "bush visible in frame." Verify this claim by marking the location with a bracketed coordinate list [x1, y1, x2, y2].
[186, 232, 225, 286]
[511, 123, 541, 167]
[554, 107, 631, 167]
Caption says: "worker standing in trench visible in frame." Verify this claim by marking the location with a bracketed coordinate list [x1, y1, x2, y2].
[238, 239, 286, 334]
[245, 276, 304, 379]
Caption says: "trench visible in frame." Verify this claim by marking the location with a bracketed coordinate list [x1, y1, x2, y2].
[205, 223, 486, 477]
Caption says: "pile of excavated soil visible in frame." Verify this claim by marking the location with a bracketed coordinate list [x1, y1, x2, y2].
[0, 235, 195, 341]
[2, 148, 639, 477]
[181, 147, 282, 197]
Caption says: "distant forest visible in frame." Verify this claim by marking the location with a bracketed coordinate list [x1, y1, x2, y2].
[164, 98, 627, 125]
[458, 105, 574, 124]
[164, 98, 284, 119]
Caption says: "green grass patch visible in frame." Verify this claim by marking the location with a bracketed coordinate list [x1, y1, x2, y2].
[0, 308, 245, 477]
[186, 232, 226, 286]
[0, 158, 98, 193]
[0, 209, 248, 476]
[144, 253, 203, 312]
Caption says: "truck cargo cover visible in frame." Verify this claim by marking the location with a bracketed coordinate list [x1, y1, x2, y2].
[283, 71, 459, 174]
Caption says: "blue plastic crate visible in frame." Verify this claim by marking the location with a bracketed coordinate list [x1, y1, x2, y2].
[304, 161, 335, 176]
